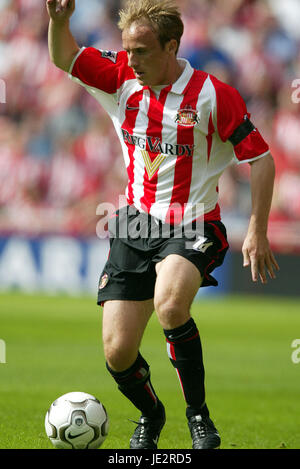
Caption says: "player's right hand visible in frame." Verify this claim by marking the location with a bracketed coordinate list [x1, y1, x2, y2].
[46, 0, 75, 22]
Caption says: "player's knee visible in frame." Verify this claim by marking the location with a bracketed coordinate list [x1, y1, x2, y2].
[103, 334, 138, 372]
[154, 296, 190, 330]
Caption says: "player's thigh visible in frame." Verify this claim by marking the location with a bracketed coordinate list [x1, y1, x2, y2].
[102, 299, 154, 371]
[154, 254, 202, 329]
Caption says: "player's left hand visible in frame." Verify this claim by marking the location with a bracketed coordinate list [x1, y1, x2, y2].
[242, 232, 279, 284]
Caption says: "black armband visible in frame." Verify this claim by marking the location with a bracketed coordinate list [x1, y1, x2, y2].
[228, 117, 255, 146]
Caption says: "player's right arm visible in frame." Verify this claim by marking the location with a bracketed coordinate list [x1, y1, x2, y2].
[46, 0, 80, 72]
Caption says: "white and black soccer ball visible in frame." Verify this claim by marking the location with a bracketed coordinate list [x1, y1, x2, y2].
[45, 392, 109, 449]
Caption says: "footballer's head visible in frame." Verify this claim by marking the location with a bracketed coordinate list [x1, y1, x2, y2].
[119, 0, 184, 86]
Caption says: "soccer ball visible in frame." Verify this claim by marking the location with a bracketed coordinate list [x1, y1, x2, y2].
[45, 392, 109, 449]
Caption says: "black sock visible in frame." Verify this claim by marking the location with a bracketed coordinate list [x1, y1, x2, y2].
[106, 352, 161, 418]
[164, 318, 209, 419]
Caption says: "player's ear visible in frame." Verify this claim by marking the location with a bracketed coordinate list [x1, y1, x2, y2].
[166, 39, 178, 56]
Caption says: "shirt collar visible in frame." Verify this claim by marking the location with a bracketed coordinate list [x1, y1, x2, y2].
[139, 58, 194, 95]
[170, 58, 195, 95]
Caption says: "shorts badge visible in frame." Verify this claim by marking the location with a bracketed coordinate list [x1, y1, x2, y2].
[175, 105, 199, 127]
[99, 273, 109, 290]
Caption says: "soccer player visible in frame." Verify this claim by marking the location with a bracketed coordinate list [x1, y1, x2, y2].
[46, 0, 279, 450]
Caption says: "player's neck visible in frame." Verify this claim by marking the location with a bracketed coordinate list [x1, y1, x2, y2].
[153, 59, 184, 88]
[166, 58, 184, 85]
[174, 59, 185, 83]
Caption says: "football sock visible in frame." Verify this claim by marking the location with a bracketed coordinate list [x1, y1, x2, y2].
[163, 317, 209, 419]
[106, 352, 161, 418]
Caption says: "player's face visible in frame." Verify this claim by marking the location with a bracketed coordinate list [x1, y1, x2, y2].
[122, 22, 178, 87]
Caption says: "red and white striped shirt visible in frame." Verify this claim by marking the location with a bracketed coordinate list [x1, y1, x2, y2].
[69, 47, 269, 225]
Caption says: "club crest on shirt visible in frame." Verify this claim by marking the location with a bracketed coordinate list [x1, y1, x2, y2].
[175, 105, 199, 127]
[100, 50, 117, 63]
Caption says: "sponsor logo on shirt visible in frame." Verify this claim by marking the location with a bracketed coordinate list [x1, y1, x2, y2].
[140, 151, 167, 179]
[121, 129, 195, 158]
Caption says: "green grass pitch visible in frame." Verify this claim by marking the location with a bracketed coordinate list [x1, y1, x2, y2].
[0, 292, 299, 449]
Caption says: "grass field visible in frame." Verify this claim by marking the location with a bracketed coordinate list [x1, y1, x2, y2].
[0, 292, 300, 450]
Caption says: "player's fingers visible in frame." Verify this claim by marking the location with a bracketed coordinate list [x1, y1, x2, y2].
[250, 255, 258, 282]
[46, 0, 56, 9]
[47, 0, 62, 14]
[242, 248, 250, 267]
[257, 256, 267, 284]
[265, 253, 276, 280]
[267, 264, 275, 280]
[47, 0, 75, 16]
[270, 250, 280, 271]
[61, 0, 73, 9]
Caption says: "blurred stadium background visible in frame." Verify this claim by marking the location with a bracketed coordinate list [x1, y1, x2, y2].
[0, 0, 300, 298]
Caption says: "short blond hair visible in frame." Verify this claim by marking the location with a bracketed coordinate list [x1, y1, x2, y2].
[118, 0, 184, 54]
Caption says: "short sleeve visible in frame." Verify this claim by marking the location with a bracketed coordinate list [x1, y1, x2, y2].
[210, 75, 269, 164]
[69, 47, 135, 95]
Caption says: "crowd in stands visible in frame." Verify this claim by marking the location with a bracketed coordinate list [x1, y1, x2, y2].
[0, 0, 299, 250]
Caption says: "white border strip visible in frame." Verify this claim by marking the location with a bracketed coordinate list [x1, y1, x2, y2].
[68, 47, 86, 75]
[234, 150, 270, 165]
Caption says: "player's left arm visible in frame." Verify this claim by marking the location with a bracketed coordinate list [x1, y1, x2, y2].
[242, 153, 280, 284]
[210, 75, 280, 283]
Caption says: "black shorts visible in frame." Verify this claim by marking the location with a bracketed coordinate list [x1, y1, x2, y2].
[97, 206, 229, 305]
